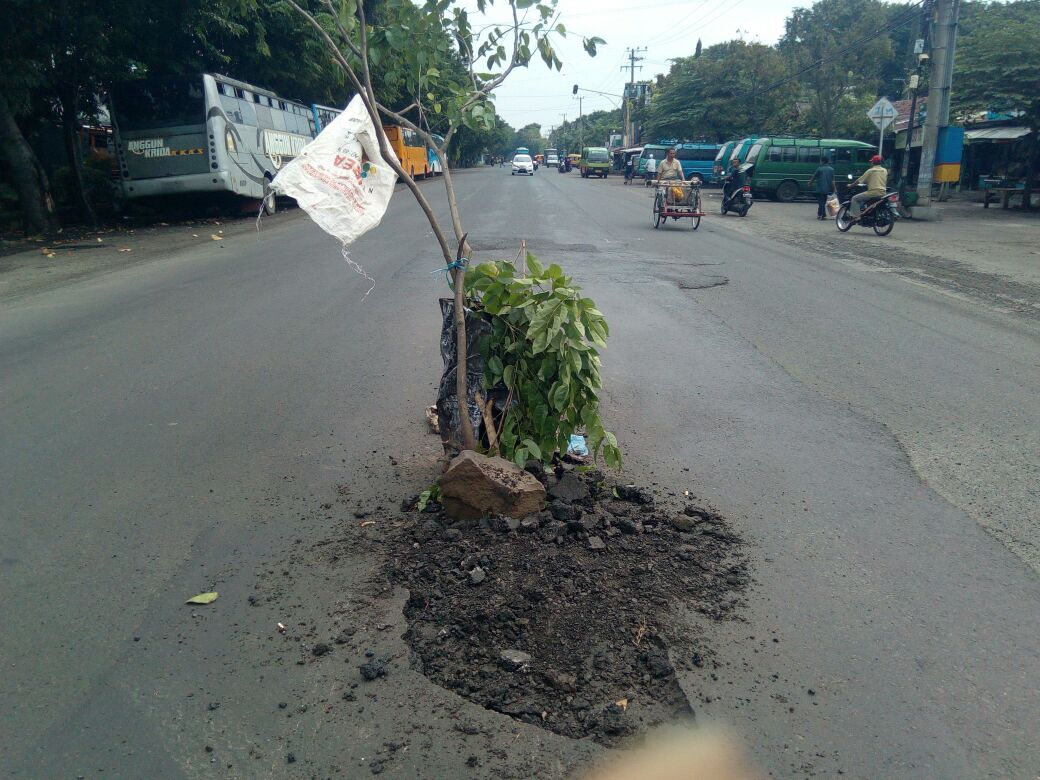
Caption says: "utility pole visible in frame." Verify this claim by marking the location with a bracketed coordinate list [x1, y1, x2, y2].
[621, 47, 645, 147]
[574, 96, 584, 147]
[899, 0, 932, 189]
[917, 0, 960, 210]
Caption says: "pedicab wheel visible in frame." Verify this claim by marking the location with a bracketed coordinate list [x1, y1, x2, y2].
[691, 214, 701, 230]
[653, 194, 663, 228]
[835, 205, 854, 232]
[873, 208, 894, 236]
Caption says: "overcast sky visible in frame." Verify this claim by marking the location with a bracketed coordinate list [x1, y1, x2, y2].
[472, 0, 819, 131]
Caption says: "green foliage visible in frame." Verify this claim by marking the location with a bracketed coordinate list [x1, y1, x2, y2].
[464, 256, 622, 471]
[550, 109, 622, 153]
[417, 484, 440, 512]
[954, 0, 1040, 131]
[644, 41, 794, 142]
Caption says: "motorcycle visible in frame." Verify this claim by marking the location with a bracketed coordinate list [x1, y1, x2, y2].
[720, 183, 753, 217]
[835, 182, 899, 236]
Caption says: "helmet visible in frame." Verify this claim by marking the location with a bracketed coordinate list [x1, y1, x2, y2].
[870, 154, 883, 164]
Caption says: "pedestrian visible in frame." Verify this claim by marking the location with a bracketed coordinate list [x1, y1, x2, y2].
[808, 156, 835, 220]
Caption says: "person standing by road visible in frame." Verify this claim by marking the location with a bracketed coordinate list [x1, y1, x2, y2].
[851, 154, 888, 220]
[808, 156, 835, 220]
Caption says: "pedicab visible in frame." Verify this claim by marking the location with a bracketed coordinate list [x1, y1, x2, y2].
[652, 180, 704, 230]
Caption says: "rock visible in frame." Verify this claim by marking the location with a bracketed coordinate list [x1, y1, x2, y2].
[549, 500, 582, 523]
[683, 505, 711, 519]
[540, 520, 566, 541]
[669, 514, 699, 532]
[311, 643, 331, 657]
[359, 659, 387, 681]
[441, 528, 463, 542]
[615, 484, 653, 504]
[523, 459, 547, 483]
[490, 515, 521, 532]
[617, 517, 644, 535]
[587, 536, 606, 551]
[439, 451, 546, 520]
[421, 517, 442, 535]
[677, 545, 697, 561]
[499, 649, 532, 672]
[287, 752, 296, 764]
[468, 567, 487, 585]
[548, 472, 590, 503]
[519, 518, 540, 533]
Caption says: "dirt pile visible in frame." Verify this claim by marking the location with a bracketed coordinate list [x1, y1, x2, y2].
[390, 465, 747, 745]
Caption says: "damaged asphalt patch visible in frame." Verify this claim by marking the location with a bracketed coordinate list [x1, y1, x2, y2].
[391, 466, 747, 745]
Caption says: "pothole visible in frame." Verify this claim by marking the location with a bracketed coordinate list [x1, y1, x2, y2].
[390, 468, 747, 745]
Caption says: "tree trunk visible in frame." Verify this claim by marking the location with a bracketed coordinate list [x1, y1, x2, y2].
[58, 85, 96, 227]
[0, 90, 58, 235]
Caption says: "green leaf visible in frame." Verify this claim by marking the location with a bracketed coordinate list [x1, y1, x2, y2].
[503, 364, 515, 389]
[521, 439, 542, 460]
[488, 355, 504, 376]
[186, 591, 218, 605]
[525, 252, 543, 276]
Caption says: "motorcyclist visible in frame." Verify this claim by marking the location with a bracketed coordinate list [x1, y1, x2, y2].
[722, 158, 745, 205]
[851, 154, 888, 219]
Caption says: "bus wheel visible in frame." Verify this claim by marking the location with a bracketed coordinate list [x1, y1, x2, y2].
[262, 179, 277, 215]
[776, 179, 799, 202]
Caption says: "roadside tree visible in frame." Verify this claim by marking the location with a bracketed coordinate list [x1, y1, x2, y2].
[954, 0, 1040, 206]
[282, 0, 614, 461]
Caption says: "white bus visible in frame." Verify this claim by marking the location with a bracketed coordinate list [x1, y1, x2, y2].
[110, 73, 338, 211]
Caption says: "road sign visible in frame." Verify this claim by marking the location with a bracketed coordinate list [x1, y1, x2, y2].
[867, 98, 898, 131]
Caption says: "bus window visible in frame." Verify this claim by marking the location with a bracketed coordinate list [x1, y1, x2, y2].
[852, 148, 874, 164]
[832, 148, 852, 164]
[767, 146, 782, 163]
[781, 146, 797, 163]
[797, 146, 818, 164]
[111, 76, 205, 131]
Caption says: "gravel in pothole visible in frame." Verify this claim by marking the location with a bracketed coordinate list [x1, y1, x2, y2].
[390, 466, 747, 745]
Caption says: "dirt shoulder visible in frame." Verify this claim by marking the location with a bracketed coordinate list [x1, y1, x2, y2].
[0, 209, 305, 303]
[698, 187, 1040, 318]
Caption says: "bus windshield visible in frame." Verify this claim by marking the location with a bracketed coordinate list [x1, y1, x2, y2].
[745, 143, 763, 164]
[112, 77, 205, 132]
[587, 149, 609, 162]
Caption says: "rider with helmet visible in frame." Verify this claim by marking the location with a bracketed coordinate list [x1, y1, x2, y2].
[851, 154, 888, 219]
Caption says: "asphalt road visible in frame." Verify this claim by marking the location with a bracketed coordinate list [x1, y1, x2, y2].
[1, 167, 1038, 779]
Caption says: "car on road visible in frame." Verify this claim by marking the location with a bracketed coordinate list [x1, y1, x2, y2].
[511, 154, 534, 175]
[580, 147, 610, 178]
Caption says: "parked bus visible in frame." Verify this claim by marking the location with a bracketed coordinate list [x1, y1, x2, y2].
[310, 104, 342, 133]
[110, 73, 318, 211]
[744, 137, 874, 201]
[383, 124, 430, 179]
[714, 141, 736, 181]
[673, 142, 722, 185]
[428, 133, 445, 175]
[727, 136, 759, 168]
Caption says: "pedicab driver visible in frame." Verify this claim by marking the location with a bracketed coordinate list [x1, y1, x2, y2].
[655, 147, 685, 183]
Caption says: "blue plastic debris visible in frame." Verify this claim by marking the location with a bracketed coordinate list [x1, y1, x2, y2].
[567, 434, 589, 457]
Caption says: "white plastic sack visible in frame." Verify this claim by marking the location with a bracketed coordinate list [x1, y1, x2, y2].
[271, 95, 398, 291]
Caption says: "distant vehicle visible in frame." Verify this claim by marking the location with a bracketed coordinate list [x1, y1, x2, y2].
[110, 73, 320, 211]
[384, 124, 430, 179]
[713, 141, 736, 181]
[580, 146, 610, 178]
[567, 152, 581, 170]
[726, 136, 759, 171]
[835, 178, 899, 236]
[515, 147, 530, 157]
[744, 137, 874, 201]
[636, 144, 670, 178]
[428, 133, 445, 175]
[512, 154, 534, 175]
[672, 142, 721, 186]
[545, 147, 560, 166]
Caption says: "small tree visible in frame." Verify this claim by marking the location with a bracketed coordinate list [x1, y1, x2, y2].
[954, 6, 1040, 207]
[281, 0, 602, 452]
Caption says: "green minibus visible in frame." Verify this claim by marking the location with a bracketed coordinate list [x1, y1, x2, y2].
[744, 137, 875, 201]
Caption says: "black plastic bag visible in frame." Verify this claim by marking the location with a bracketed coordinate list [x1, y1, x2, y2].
[437, 299, 490, 452]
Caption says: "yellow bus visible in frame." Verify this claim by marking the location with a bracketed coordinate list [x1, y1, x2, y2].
[383, 124, 430, 179]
